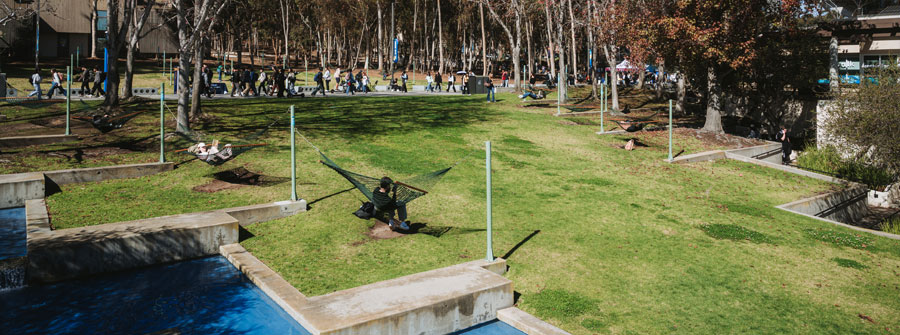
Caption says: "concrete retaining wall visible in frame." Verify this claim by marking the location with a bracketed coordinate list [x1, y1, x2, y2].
[0, 134, 79, 148]
[497, 307, 571, 335]
[43, 162, 174, 185]
[27, 211, 239, 283]
[0, 173, 44, 209]
[724, 142, 782, 164]
[671, 150, 726, 164]
[778, 185, 870, 224]
[299, 259, 513, 335]
[224, 200, 307, 227]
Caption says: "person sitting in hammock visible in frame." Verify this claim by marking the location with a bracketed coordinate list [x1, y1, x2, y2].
[373, 177, 410, 231]
[189, 140, 234, 164]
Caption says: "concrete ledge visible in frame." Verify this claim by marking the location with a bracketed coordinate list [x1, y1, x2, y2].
[27, 211, 238, 283]
[671, 150, 726, 164]
[224, 200, 307, 227]
[595, 130, 627, 136]
[299, 262, 514, 334]
[43, 162, 175, 185]
[497, 307, 571, 335]
[776, 201, 900, 241]
[0, 134, 78, 148]
[0, 172, 44, 209]
[725, 142, 781, 164]
[220, 244, 312, 329]
[25, 199, 51, 234]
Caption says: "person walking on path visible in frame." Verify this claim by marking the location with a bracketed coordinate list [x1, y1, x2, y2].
[361, 72, 369, 94]
[28, 68, 42, 99]
[447, 72, 456, 92]
[287, 69, 296, 96]
[485, 77, 496, 103]
[355, 70, 364, 92]
[502, 70, 509, 87]
[401, 71, 409, 92]
[778, 125, 792, 165]
[275, 68, 286, 98]
[91, 66, 106, 97]
[231, 67, 243, 97]
[461, 72, 470, 95]
[323, 67, 331, 92]
[257, 69, 268, 96]
[345, 72, 356, 95]
[435, 72, 443, 92]
[333, 67, 341, 93]
[425, 72, 434, 92]
[311, 68, 326, 96]
[77, 66, 92, 97]
[46, 69, 67, 99]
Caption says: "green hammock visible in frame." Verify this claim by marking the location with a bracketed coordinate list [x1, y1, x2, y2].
[318, 151, 452, 206]
[72, 110, 148, 133]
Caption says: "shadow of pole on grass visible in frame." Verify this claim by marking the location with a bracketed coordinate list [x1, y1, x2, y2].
[501, 229, 540, 260]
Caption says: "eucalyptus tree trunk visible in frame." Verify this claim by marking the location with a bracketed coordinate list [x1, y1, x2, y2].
[555, 2, 567, 102]
[377, 1, 383, 71]
[544, 4, 555, 78]
[479, 3, 487, 75]
[604, 44, 619, 111]
[567, 0, 577, 84]
[436, 0, 444, 73]
[702, 66, 725, 133]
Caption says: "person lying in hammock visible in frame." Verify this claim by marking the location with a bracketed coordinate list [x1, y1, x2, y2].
[188, 140, 234, 164]
[373, 177, 410, 231]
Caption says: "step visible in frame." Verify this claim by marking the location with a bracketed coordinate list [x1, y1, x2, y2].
[298, 260, 513, 335]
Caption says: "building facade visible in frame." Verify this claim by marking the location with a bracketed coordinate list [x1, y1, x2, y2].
[0, 0, 176, 59]
[828, 1, 900, 84]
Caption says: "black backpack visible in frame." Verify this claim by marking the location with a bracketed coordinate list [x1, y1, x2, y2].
[353, 201, 375, 220]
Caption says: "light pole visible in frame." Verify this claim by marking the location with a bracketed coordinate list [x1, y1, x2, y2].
[34, 0, 40, 71]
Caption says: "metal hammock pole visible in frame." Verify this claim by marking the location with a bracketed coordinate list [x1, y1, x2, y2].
[485, 141, 493, 261]
[668, 99, 673, 162]
[291, 105, 297, 201]
[65, 62, 71, 135]
[160, 83, 165, 163]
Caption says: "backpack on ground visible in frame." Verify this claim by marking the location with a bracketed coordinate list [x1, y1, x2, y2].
[353, 201, 375, 220]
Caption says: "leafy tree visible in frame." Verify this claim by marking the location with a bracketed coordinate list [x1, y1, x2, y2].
[827, 63, 900, 174]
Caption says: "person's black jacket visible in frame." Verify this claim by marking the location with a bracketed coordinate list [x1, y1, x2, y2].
[372, 186, 397, 211]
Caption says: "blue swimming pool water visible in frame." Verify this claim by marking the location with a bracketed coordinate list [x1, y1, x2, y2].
[0, 207, 26, 261]
[451, 319, 528, 335]
[0, 256, 310, 335]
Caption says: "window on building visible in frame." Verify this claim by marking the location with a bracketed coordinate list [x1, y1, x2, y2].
[97, 10, 108, 31]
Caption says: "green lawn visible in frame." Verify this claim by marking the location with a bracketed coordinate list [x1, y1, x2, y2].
[2, 92, 899, 334]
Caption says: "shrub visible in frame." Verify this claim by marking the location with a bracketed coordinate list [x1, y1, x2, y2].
[796, 145, 894, 189]
[880, 216, 900, 235]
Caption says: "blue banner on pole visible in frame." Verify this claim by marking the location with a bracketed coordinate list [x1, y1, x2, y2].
[104, 48, 109, 92]
[588, 49, 593, 68]
[393, 38, 399, 63]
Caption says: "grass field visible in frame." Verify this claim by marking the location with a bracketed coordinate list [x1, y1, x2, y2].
[1, 90, 899, 334]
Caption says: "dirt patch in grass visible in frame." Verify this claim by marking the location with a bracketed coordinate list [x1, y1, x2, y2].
[193, 167, 286, 193]
[350, 221, 407, 246]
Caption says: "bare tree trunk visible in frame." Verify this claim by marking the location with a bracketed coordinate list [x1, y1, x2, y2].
[279, 0, 291, 68]
[544, 5, 555, 78]
[677, 71, 685, 114]
[436, 0, 444, 73]
[377, 0, 383, 71]
[702, 65, 724, 133]
[123, 2, 153, 99]
[603, 44, 619, 111]
[90, 0, 98, 58]
[526, 20, 533, 76]
[636, 67, 645, 90]
[567, 0, 577, 84]
[555, 2, 567, 102]
[587, 0, 596, 99]
[655, 63, 664, 100]
[479, 2, 487, 75]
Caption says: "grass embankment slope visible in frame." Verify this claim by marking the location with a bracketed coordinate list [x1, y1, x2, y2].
[1, 92, 898, 334]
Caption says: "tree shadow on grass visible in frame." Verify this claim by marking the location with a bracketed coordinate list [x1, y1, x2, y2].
[196, 96, 498, 140]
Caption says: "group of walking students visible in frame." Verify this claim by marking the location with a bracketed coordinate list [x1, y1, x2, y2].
[27, 67, 106, 100]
